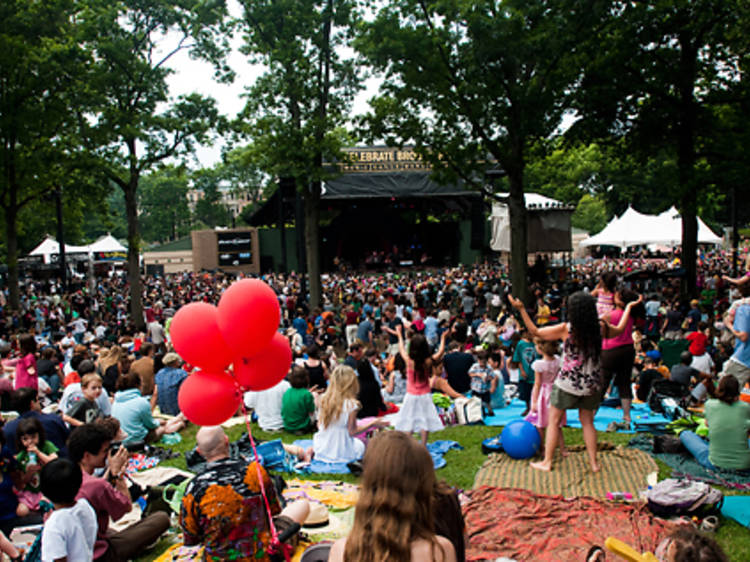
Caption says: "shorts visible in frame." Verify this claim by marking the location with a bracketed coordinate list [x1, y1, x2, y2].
[722, 359, 750, 389]
[550, 385, 600, 411]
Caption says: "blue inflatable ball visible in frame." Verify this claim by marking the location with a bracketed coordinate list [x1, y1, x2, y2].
[501, 420, 541, 459]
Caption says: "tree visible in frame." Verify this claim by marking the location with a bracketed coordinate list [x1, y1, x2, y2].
[572, 194, 608, 235]
[236, 0, 362, 307]
[139, 166, 191, 243]
[356, 0, 608, 301]
[0, 0, 90, 308]
[78, 0, 228, 328]
[573, 0, 749, 296]
[192, 168, 232, 228]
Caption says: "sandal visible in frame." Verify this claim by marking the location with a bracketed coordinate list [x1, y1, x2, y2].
[700, 515, 719, 533]
[586, 545, 605, 562]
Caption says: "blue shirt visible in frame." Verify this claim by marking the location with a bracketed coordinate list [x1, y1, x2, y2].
[155, 366, 189, 416]
[424, 317, 439, 342]
[733, 304, 750, 368]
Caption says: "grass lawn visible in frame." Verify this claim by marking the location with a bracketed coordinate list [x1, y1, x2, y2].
[135, 423, 750, 561]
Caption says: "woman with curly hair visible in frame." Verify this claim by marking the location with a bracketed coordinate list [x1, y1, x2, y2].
[510, 291, 640, 473]
[328, 431, 456, 562]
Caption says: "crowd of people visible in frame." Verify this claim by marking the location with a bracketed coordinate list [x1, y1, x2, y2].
[0, 247, 745, 560]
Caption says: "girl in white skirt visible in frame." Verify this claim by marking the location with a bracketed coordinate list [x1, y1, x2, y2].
[394, 326, 448, 445]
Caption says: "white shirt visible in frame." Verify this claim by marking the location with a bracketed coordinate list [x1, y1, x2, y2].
[148, 321, 165, 345]
[41, 499, 97, 562]
[244, 380, 291, 431]
[60, 383, 112, 417]
[691, 353, 714, 376]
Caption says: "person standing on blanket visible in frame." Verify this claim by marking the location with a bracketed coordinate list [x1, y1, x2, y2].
[510, 292, 640, 473]
[394, 326, 447, 446]
[512, 329, 538, 417]
[525, 339, 567, 458]
[600, 289, 642, 429]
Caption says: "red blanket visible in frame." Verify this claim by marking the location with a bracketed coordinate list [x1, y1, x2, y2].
[464, 487, 677, 561]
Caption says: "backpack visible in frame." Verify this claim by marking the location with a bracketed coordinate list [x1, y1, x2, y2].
[454, 396, 483, 425]
[645, 478, 723, 517]
[647, 380, 689, 418]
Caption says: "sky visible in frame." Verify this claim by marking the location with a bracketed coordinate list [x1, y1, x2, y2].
[164, 0, 380, 169]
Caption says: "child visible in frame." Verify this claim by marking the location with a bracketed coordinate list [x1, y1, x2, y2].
[14, 334, 38, 391]
[63, 373, 104, 426]
[14, 417, 59, 515]
[512, 330, 537, 417]
[525, 339, 567, 456]
[382, 353, 407, 403]
[40, 458, 97, 562]
[282, 366, 317, 434]
[592, 271, 617, 320]
[311, 366, 389, 464]
[468, 350, 495, 416]
[394, 326, 445, 446]
[488, 351, 506, 411]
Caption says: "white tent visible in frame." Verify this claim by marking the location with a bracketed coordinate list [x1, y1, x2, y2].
[87, 234, 127, 253]
[580, 206, 722, 249]
[28, 235, 127, 264]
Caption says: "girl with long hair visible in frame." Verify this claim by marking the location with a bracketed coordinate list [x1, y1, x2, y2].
[311, 366, 389, 464]
[394, 327, 447, 445]
[329, 431, 456, 562]
[510, 291, 640, 473]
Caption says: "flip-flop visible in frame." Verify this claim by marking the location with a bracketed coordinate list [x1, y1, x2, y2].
[586, 545, 605, 562]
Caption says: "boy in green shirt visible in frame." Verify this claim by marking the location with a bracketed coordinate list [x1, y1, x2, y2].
[282, 366, 318, 434]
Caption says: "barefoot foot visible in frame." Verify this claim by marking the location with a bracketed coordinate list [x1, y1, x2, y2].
[530, 460, 552, 472]
[560, 449, 570, 458]
[590, 462, 601, 473]
[303, 447, 314, 464]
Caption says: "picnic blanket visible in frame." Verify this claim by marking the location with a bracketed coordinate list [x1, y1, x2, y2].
[721, 495, 750, 528]
[483, 398, 670, 434]
[292, 439, 462, 473]
[629, 435, 750, 489]
[463, 486, 677, 561]
[282, 479, 359, 509]
[473, 444, 657, 498]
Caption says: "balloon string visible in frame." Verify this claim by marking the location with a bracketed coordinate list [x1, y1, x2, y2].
[239, 398, 292, 562]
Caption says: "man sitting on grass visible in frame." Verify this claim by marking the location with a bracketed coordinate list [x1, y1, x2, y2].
[180, 426, 310, 561]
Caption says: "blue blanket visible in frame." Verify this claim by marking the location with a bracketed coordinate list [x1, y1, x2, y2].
[482, 399, 670, 433]
[292, 438, 463, 473]
[721, 495, 750, 528]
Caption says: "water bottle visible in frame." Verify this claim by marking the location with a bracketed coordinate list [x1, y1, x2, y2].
[28, 452, 38, 466]
[606, 491, 633, 501]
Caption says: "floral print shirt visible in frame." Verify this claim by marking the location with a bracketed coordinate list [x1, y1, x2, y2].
[180, 457, 281, 562]
[555, 330, 603, 397]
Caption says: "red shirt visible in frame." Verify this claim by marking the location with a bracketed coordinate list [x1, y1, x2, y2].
[687, 331, 708, 356]
[77, 471, 131, 559]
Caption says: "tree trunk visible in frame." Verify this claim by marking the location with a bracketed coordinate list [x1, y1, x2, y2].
[123, 180, 145, 331]
[507, 162, 528, 303]
[677, 38, 698, 299]
[305, 181, 322, 308]
[4, 202, 19, 311]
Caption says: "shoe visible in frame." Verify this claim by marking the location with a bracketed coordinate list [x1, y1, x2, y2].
[700, 515, 719, 533]
[606, 421, 618, 432]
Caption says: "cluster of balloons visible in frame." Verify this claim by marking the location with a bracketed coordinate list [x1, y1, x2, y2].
[170, 279, 292, 426]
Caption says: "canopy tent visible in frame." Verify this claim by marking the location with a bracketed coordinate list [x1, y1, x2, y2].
[490, 193, 573, 253]
[580, 206, 722, 249]
[28, 235, 127, 264]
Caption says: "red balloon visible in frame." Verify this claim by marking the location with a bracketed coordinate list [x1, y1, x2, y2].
[170, 302, 233, 372]
[217, 279, 280, 357]
[234, 332, 292, 391]
[178, 370, 241, 426]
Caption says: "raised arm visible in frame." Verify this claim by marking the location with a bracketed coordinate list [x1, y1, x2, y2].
[604, 295, 642, 338]
[395, 325, 409, 363]
[431, 330, 448, 362]
[508, 295, 567, 341]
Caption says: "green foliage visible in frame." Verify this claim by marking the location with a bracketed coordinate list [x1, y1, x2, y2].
[571, 194, 608, 235]
[139, 167, 192, 243]
[192, 168, 232, 228]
